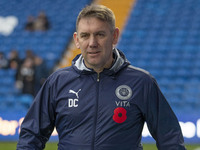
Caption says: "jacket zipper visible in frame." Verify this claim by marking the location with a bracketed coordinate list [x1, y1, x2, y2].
[97, 73, 100, 82]
[91, 73, 100, 150]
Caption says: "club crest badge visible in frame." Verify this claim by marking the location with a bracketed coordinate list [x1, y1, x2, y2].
[115, 85, 132, 100]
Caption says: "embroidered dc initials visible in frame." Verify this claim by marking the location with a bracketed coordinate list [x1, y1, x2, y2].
[68, 89, 81, 107]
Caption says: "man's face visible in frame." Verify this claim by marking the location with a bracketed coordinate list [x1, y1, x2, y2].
[74, 17, 119, 72]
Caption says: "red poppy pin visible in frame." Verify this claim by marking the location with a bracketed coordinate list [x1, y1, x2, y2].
[113, 107, 127, 123]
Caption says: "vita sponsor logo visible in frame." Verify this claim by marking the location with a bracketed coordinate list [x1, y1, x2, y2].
[113, 85, 132, 123]
[68, 89, 81, 107]
[115, 85, 132, 107]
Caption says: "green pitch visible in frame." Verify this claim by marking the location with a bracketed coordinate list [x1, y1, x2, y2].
[1, 142, 200, 150]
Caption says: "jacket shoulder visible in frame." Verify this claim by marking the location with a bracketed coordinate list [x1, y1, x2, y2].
[128, 65, 152, 77]
[128, 65, 150, 74]
[126, 65, 157, 84]
[46, 66, 78, 86]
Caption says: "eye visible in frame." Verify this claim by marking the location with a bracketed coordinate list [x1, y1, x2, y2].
[80, 33, 89, 38]
[98, 33, 103, 36]
[97, 32, 105, 37]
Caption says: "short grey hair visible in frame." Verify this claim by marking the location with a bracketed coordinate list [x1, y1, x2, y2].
[76, 5, 116, 32]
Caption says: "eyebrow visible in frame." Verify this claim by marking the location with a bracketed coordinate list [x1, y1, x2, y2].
[79, 31, 106, 35]
[95, 31, 106, 34]
[80, 32, 89, 36]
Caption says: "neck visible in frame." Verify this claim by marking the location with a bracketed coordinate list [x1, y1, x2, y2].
[87, 57, 114, 74]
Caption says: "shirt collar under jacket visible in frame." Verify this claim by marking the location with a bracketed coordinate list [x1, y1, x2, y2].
[72, 48, 130, 74]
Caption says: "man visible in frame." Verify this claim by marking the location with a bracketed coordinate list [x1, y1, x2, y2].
[17, 5, 186, 150]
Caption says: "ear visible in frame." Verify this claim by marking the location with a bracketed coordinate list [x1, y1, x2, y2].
[112, 28, 120, 45]
[73, 32, 80, 49]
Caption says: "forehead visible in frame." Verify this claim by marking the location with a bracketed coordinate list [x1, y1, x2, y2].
[77, 17, 111, 33]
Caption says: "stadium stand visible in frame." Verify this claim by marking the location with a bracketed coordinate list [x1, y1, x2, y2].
[117, 0, 200, 116]
[0, 0, 92, 113]
[0, 0, 199, 123]
[0, 0, 200, 144]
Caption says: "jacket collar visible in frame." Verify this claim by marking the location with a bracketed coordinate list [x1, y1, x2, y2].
[72, 48, 129, 74]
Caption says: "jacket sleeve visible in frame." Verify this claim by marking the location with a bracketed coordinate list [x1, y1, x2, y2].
[17, 79, 55, 150]
[144, 77, 186, 150]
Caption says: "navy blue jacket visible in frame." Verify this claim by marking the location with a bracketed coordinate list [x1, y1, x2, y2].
[17, 49, 186, 150]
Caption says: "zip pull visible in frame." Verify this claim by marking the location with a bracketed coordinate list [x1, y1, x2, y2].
[97, 73, 100, 82]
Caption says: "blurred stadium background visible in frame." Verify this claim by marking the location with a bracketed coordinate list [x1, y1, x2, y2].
[0, 0, 200, 149]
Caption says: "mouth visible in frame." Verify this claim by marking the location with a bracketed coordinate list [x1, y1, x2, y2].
[88, 51, 101, 56]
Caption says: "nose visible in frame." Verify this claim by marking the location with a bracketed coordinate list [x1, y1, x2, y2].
[89, 36, 98, 48]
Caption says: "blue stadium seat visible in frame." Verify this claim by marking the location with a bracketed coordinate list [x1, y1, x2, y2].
[118, 0, 200, 114]
[18, 94, 34, 109]
[0, 0, 92, 112]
